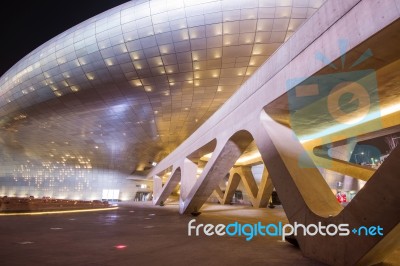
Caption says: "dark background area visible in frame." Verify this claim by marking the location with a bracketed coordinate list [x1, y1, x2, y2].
[0, 0, 130, 76]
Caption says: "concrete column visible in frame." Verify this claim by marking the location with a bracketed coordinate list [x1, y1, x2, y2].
[255, 111, 342, 218]
[153, 167, 181, 205]
[152, 175, 162, 204]
[250, 111, 400, 265]
[254, 166, 273, 208]
[180, 132, 252, 214]
[213, 186, 224, 203]
[220, 165, 273, 207]
[226, 166, 259, 206]
[222, 172, 241, 204]
[180, 159, 197, 202]
[238, 166, 258, 200]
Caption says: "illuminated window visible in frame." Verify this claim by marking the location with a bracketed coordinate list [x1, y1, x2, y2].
[102, 189, 120, 200]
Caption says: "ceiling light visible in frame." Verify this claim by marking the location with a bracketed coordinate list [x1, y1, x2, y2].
[131, 79, 142, 87]
[105, 59, 114, 66]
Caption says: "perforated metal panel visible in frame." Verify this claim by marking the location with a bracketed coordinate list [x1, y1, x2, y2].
[0, 0, 324, 196]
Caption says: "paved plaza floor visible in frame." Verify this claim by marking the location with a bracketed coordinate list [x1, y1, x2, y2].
[0, 202, 398, 266]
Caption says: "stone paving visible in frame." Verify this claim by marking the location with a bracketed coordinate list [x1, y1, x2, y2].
[0, 202, 397, 265]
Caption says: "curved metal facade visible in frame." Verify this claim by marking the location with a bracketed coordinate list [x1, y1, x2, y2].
[0, 0, 323, 200]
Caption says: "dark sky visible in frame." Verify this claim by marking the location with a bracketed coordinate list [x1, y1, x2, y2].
[0, 0, 130, 76]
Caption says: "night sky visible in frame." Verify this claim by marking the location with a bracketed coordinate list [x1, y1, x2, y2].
[0, 0, 130, 76]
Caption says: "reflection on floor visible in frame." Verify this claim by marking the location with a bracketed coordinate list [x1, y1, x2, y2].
[0, 202, 398, 266]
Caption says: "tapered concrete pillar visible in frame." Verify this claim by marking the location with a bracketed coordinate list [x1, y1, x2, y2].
[225, 166, 259, 206]
[255, 111, 342, 218]
[213, 186, 224, 203]
[222, 172, 241, 204]
[254, 166, 273, 208]
[153, 167, 181, 205]
[250, 111, 400, 265]
[219, 165, 273, 207]
[180, 159, 197, 202]
[237, 166, 258, 202]
[152, 175, 162, 203]
[180, 131, 252, 214]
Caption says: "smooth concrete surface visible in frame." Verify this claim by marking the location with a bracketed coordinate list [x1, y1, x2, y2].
[218, 166, 273, 208]
[181, 133, 253, 214]
[0, 202, 328, 266]
[180, 159, 198, 202]
[257, 111, 400, 265]
[153, 167, 181, 205]
[148, 1, 400, 260]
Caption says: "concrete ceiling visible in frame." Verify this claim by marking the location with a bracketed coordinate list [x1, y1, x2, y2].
[0, 0, 324, 176]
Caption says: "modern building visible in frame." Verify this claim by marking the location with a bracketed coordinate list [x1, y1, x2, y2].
[1, 0, 399, 265]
